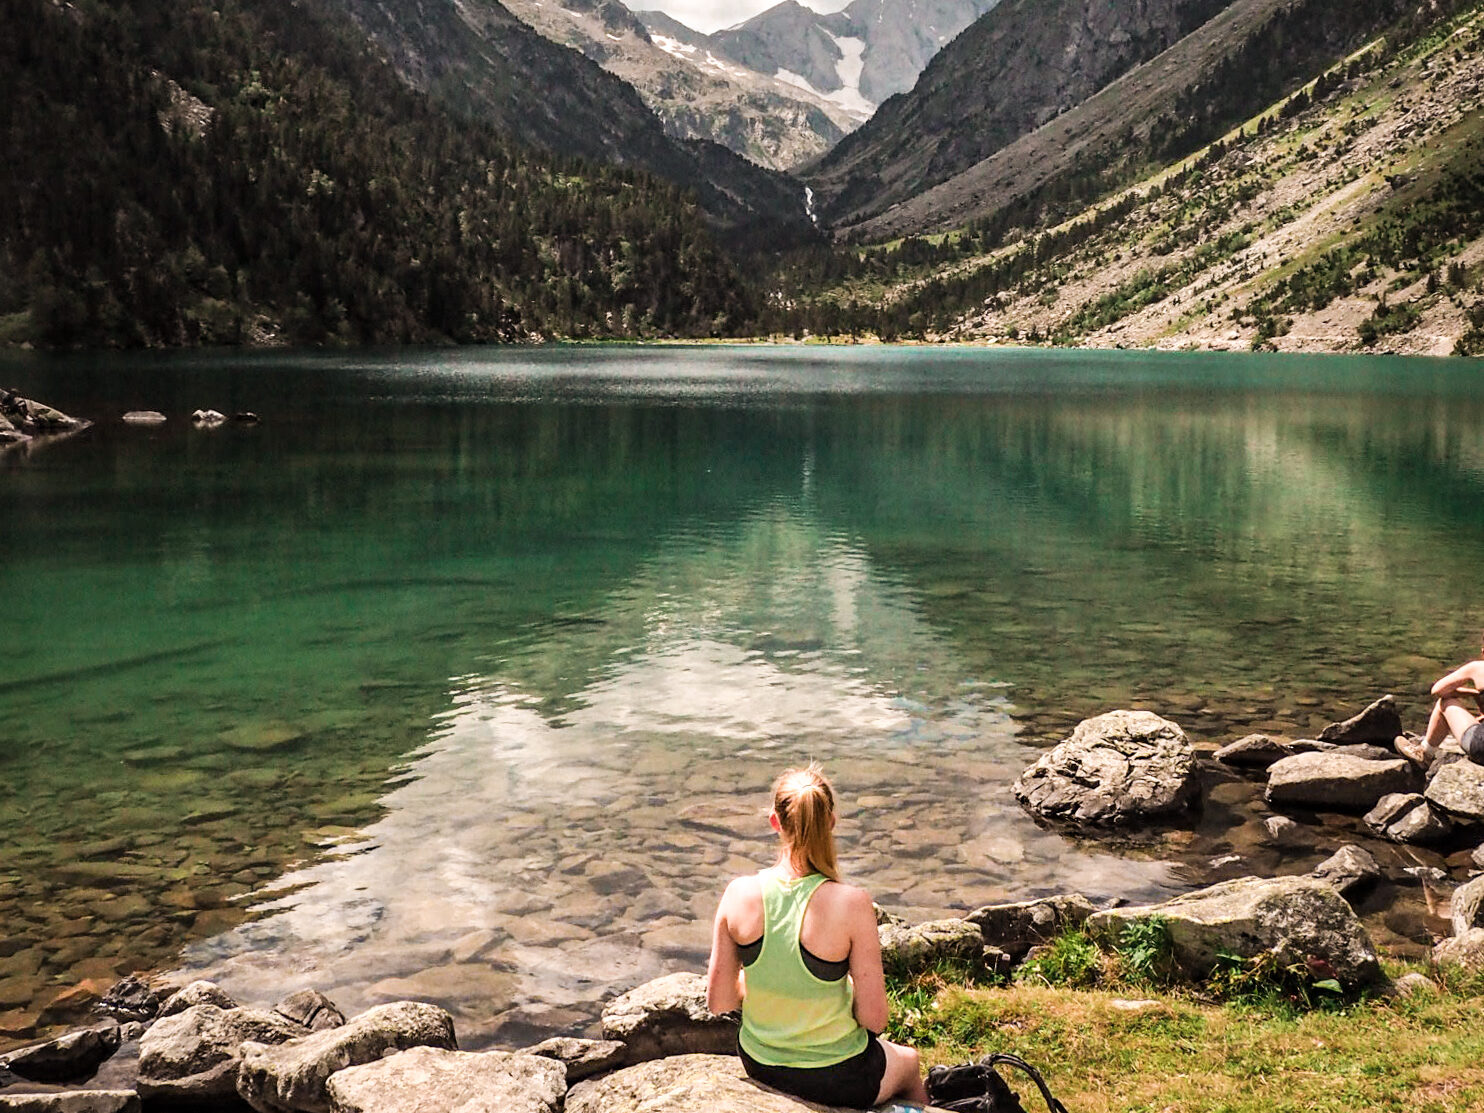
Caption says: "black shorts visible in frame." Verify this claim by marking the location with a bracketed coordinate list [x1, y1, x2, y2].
[739, 1033, 887, 1110]
[1463, 721, 1484, 761]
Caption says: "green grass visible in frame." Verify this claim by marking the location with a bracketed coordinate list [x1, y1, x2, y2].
[887, 963, 1484, 1113]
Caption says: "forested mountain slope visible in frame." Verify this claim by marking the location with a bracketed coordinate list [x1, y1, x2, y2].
[768, 1, 1484, 357]
[805, 0, 1238, 226]
[0, 0, 757, 348]
[319, 0, 816, 250]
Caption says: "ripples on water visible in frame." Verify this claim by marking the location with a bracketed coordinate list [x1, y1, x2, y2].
[2, 345, 1482, 1047]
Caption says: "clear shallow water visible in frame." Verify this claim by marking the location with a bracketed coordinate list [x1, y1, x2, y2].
[2, 344, 1483, 1047]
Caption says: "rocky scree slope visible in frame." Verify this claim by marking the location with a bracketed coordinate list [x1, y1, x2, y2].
[805, 0, 1239, 228]
[636, 0, 1000, 127]
[319, 0, 817, 250]
[834, 3, 1484, 357]
[499, 0, 850, 170]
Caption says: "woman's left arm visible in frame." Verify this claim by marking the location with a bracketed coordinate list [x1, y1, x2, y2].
[845, 888, 889, 1033]
[706, 884, 745, 1014]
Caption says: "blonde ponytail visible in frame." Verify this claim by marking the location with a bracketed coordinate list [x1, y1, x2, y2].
[772, 763, 840, 881]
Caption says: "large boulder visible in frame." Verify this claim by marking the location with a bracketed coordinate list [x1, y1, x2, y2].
[1309, 845, 1380, 899]
[1363, 793, 1452, 844]
[1317, 695, 1404, 745]
[1264, 752, 1417, 812]
[1425, 760, 1484, 824]
[566, 1053, 836, 1113]
[137, 1005, 306, 1103]
[522, 1037, 626, 1084]
[325, 1046, 564, 1113]
[0, 1022, 121, 1083]
[966, 895, 1095, 959]
[1451, 875, 1484, 937]
[600, 974, 737, 1066]
[1085, 875, 1382, 987]
[878, 918, 987, 976]
[0, 1094, 139, 1113]
[236, 1001, 456, 1113]
[1013, 710, 1197, 825]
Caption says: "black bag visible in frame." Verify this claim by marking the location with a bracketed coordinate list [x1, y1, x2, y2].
[925, 1053, 1069, 1113]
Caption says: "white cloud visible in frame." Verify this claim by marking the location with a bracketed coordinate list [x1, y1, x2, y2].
[622, 0, 853, 35]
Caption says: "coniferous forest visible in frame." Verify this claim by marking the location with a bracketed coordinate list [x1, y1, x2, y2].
[0, 0, 756, 347]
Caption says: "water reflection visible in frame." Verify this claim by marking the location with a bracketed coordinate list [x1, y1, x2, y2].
[178, 506, 1180, 1046]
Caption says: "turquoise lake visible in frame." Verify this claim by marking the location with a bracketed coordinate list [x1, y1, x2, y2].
[2, 343, 1482, 1047]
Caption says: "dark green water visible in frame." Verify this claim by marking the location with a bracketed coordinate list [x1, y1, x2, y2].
[2, 344, 1482, 1047]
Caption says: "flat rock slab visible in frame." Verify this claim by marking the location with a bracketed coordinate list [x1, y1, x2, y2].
[1265, 752, 1417, 812]
[0, 1093, 139, 1113]
[879, 919, 985, 976]
[0, 1022, 121, 1083]
[326, 1046, 564, 1113]
[1013, 709, 1197, 825]
[566, 1053, 843, 1113]
[600, 974, 737, 1066]
[237, 1001, 457, 1113]
[1214, 735, 1329, 768]
[1425, 759, 1484, 823]
[1086, 875, 1381, 987]
[522, 1037, 626, 1083]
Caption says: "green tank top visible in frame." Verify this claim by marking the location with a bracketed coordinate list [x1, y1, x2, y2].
[738, 871, 869, 1068]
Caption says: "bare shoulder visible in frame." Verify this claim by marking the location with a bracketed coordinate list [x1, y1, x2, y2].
[818, 879, 875, 918]
[720, 873, 763, 912]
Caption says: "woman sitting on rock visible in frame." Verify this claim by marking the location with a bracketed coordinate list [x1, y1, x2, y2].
[1399, 636, 1484, 768]
[706, 763, 927, 1108]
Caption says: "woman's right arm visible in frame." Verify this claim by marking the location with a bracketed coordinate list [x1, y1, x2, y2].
[706, 881, 745, 1014]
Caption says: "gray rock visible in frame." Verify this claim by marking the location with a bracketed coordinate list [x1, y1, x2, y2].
[1425, 760, 1484, 823]
[1363, 793, 1452, 844]
[121, 411, 166, 426]
[873, 904, 907, 927]
[966, 894, 1095, 959]
[158, 980, 238, 1018]
[273, 991, 345, 1032]
[1013, 710, 1197, 825]
[1332, 744, 1399, 762]
[1451, 874, 1484, 937]
[0, 390, 87, 434]
[1086, 875, 1382, 987]
[137, 1005, 306, 1102]
[97, 977, 159, 1023]
[1214, 735, 1329, 769]
[567, 1053, 833, 1113]
[191, 410, 227, 426]
[1265, 752, 1417, 812]
[878, 918, 985, 976]
[326, 1046, 564, 1113]
[0, 1021, 121, 1082]
[522, 1037, 626, 1083]
[0, 1093, 139, 1113]
[1317, 695, 1404, 745]
[236, 1001, 457, 1113]
[1310, 845, 1380, 898]
[599, 973, 737, 1066]
[1473, 843, 1484, 870]
[1433, 927, 1484, 968]
[1389, 972, 1437, 998]
[1263, 815, 1308, 847]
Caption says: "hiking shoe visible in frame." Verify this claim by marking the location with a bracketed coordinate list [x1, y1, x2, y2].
[1396, 735, 1434, 768]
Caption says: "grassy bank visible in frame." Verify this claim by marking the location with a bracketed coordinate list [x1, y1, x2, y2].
[888, 959, 1484, 1112]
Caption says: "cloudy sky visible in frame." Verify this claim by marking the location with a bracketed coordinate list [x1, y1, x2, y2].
[622, 0, 851, 34]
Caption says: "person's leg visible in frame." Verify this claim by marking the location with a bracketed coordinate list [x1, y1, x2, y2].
[1403, 697, 1480, 766]
[1440, 698, 1480, 745]
[874, 1038, 927, 1105]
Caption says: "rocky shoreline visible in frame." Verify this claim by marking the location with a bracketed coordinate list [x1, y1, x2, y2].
[6, 700, 1484, 1111]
